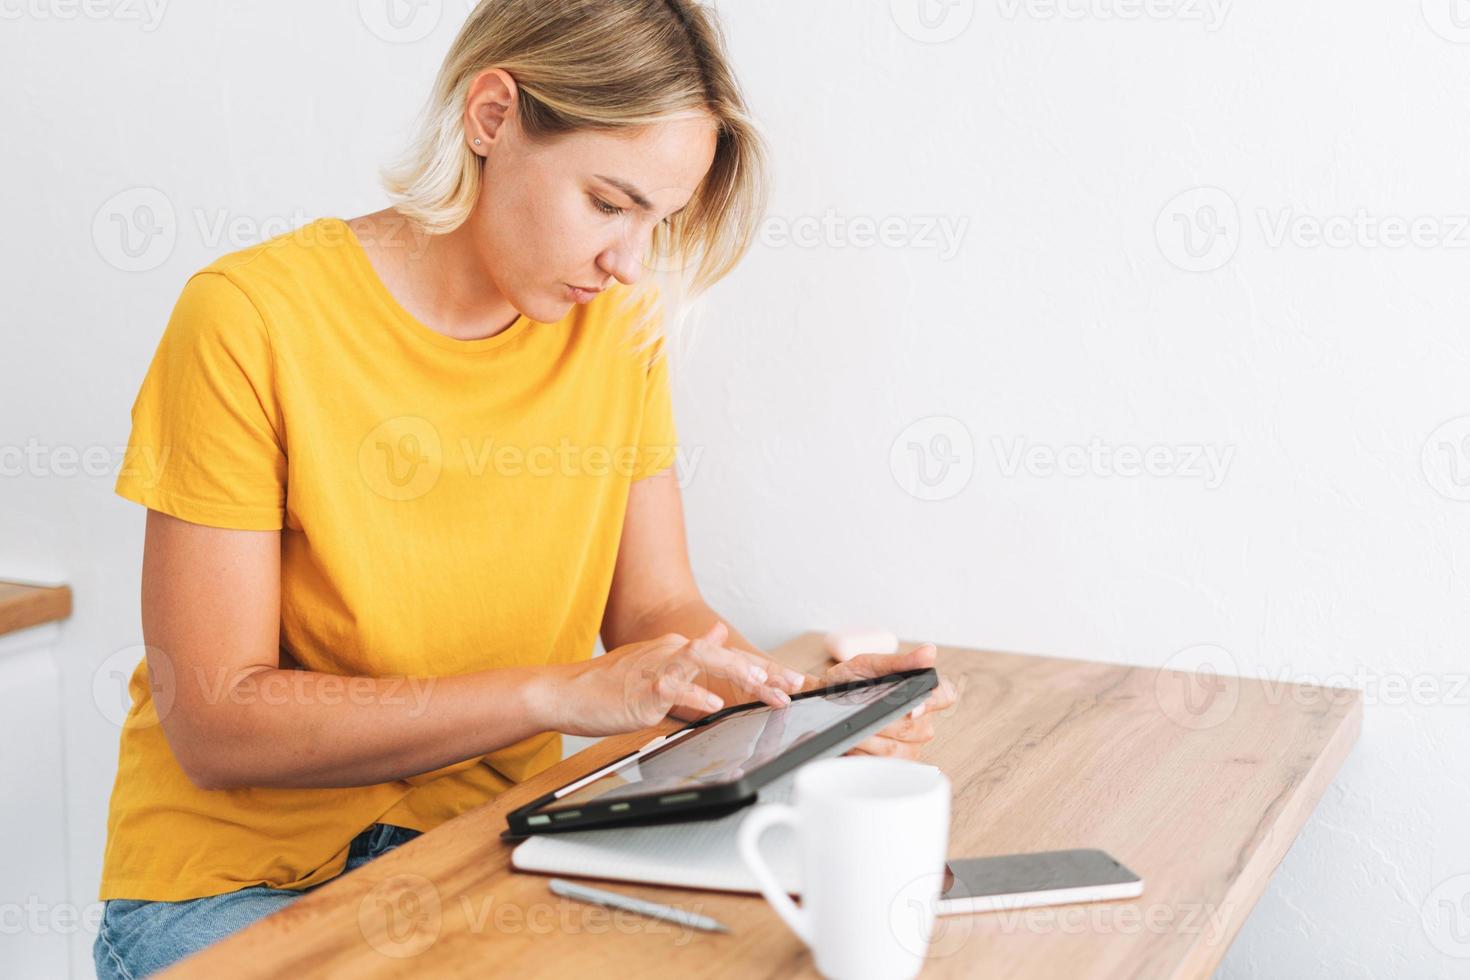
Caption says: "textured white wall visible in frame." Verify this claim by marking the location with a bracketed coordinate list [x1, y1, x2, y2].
[2, 1, 1466, 976]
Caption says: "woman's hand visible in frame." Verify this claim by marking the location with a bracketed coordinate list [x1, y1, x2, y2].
[796, 643, 959, 761]
[544, 622, 806, 737]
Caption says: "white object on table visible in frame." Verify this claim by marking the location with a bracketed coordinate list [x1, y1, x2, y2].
[822, 627, 899, 663]
[512, 770, 802, 894]
[739, 756, 951, 980]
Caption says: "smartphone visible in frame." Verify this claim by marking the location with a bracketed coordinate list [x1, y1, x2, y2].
[937, 849, 1143, 915]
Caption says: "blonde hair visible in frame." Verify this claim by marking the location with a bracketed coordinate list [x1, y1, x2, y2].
[381, 0, 770, 357]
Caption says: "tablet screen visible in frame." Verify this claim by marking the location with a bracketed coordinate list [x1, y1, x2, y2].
[542, 677, 909, 811]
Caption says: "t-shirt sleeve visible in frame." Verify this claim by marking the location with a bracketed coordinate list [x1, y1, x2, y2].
[114, 271, 287, 530]
[630, 330, 679, 483]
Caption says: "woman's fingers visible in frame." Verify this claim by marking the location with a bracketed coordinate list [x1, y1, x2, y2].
[880, 713, 935, 743]
[651, 651, 726, 716]
[829, 643, 938, 685]
[695, 622, 807, 693]
[847, 733, 922, 760]
[930, 675, 959, 711]
[908, 674, 959, 719]
[679, 626, 800, 709]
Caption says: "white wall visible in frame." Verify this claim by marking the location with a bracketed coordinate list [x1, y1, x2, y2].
[2, 1, 1466, 976]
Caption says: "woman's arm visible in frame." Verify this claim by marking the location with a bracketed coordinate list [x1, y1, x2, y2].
[600, 469, 811, 716]
[599, 469, 958, 757]
[140, 509, 560, 790]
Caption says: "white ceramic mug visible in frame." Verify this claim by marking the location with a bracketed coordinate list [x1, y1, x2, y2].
[738, 756, 951, 980]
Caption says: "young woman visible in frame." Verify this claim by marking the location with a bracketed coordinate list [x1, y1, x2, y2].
[95, 2, 956, 975]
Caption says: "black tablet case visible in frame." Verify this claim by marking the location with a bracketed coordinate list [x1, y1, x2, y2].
[501, 666, 938, 839]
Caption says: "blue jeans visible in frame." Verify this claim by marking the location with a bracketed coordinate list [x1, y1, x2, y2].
[93, 823, 422, 979]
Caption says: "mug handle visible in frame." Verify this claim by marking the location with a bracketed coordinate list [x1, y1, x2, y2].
[737, 803, 811, 946]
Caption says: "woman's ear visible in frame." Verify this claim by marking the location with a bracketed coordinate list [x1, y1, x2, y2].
[464, 67, 519, 152]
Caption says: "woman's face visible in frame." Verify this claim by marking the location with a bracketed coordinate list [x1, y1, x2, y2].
[468, 85, 719, 323]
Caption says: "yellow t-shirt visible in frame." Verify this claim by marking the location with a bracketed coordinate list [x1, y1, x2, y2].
[101, 216, 677, 901]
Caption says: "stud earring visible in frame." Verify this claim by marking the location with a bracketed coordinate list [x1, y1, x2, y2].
[473, 138, 482, 145]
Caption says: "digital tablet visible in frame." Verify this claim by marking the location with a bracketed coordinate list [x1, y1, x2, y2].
[502, 666, 937, 837]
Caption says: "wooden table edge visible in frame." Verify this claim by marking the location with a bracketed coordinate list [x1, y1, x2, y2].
[1172, 691, 1363, 978]
[0, 581, 72, 638]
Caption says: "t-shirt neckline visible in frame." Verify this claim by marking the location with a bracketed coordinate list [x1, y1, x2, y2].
[330, 216, 535, 354]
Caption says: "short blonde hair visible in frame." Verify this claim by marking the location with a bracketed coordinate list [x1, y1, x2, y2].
[381, 0, 770, 354]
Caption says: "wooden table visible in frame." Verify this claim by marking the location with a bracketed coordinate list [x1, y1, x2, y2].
[165, 632, 1360, 979]
[0, 581, 71, 637]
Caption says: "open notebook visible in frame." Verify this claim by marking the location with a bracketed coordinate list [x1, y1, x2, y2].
[511, 769, 803, 895]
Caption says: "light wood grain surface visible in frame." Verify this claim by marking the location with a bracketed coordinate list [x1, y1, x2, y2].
[164, 632, 1360, 979]
[0, 581, 71, 637]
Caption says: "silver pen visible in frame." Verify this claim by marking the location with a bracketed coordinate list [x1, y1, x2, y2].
[547, 877, 732, 934]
